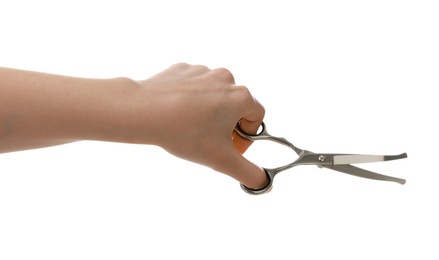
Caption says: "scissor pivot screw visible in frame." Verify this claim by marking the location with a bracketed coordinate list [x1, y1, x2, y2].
[318, 155, 326, 162]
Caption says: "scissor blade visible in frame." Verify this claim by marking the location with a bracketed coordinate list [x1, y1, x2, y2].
[324, 164, 406, 185]
[333, 153, 407, 165]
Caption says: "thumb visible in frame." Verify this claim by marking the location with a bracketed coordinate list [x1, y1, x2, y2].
[215, 148, 268, 189]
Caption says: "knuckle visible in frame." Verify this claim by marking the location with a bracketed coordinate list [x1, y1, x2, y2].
[233, 85, 265, 115]
[192, 64, 209, 72]
[212, 68, 235, 83]
[171, 62, 190, 69]
[234, 85, 252, 99]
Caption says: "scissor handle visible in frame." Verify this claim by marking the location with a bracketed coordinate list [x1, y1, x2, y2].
[235, 121, 269, 141]
[236, 121, 295, 195]
[240, 168, 275, 195]
[235, 121, 273, 195]
[235, 121, 302, 152]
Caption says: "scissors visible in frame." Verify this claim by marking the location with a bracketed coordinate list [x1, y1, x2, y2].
[234, 121, 407, 195]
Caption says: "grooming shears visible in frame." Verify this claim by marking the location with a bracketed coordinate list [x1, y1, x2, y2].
[235, 122, 407, 195]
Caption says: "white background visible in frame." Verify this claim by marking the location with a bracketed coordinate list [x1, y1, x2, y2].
[1, 0, 438, 259]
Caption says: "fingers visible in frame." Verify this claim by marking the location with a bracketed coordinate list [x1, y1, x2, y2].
[222, 85, 266, 189]
[239, 99, 264, 135]
[229, 86, 265, 154]
[232, 86, 265, 129]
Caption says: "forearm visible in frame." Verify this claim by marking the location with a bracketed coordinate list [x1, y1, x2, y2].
[0, 67, 144, 153]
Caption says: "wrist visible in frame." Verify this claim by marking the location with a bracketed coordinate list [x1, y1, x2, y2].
[77, 77, 154, 145]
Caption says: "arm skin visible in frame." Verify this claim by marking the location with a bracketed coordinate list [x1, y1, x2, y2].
[0, 63, 268, 189]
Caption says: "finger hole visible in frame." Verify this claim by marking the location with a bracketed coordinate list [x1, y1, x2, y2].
[238, 119, 264, 136]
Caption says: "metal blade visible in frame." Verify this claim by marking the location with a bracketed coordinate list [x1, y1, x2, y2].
[323, 164, 406, 185]
[333, 153, 407, 165]
[333, 155, 384, 165]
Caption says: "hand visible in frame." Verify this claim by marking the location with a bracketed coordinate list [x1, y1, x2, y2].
[136, 63, 267, 189]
